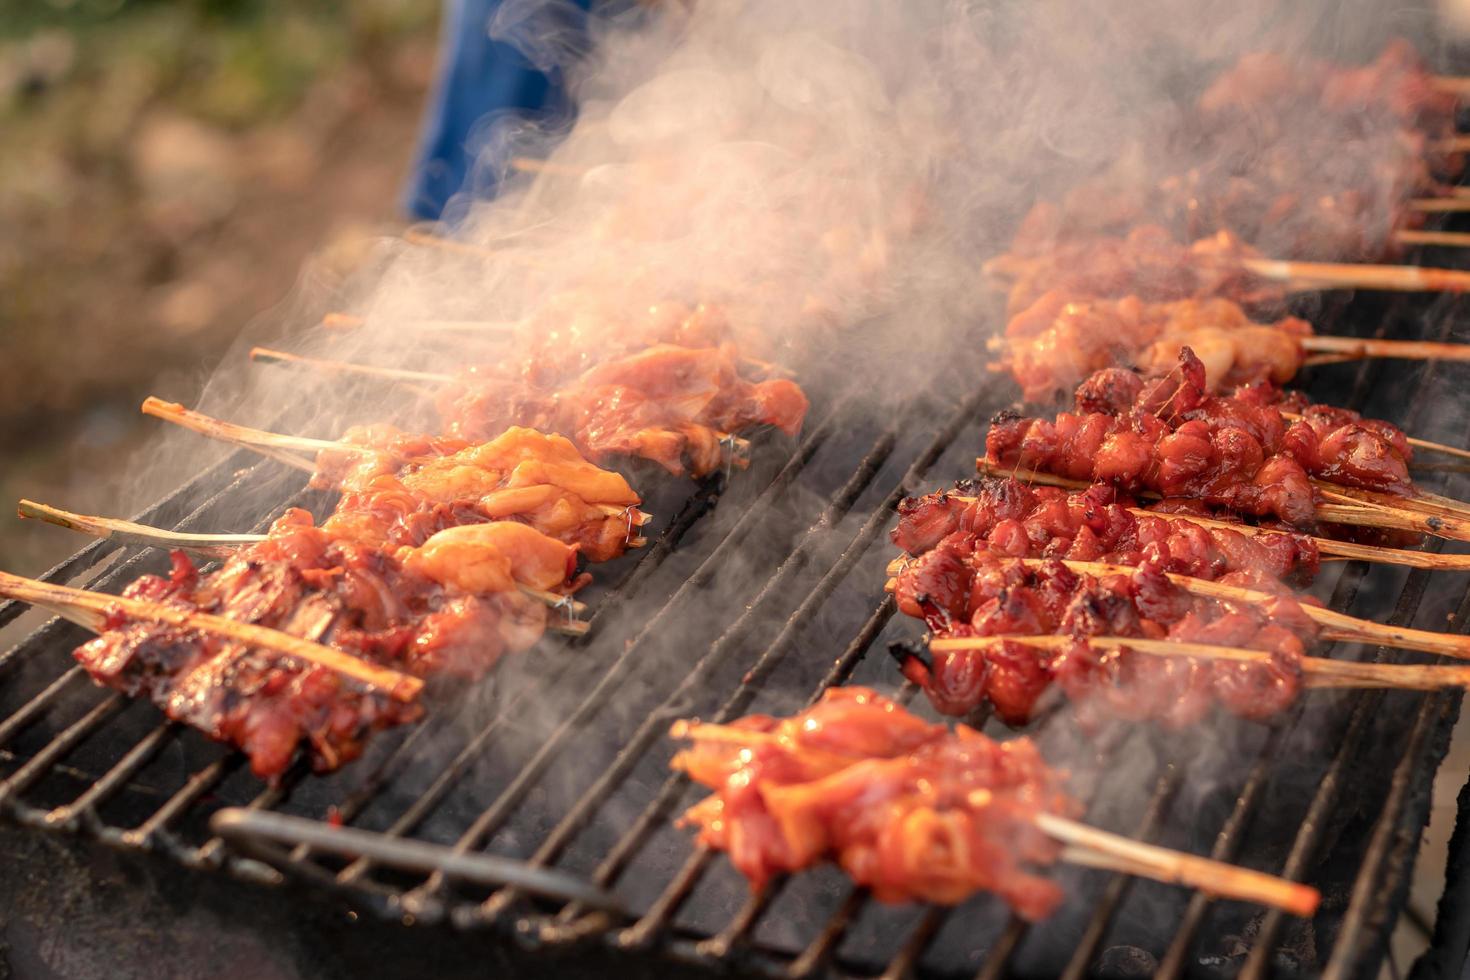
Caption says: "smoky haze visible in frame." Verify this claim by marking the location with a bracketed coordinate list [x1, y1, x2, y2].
[98, 0, 1440, 469]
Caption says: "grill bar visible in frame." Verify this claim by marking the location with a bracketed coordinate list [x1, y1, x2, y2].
[459, 422, 909, 920]
[1326, 583, 1470, 977]
[1059, 763, 1185, 980]
[526, 388, 988, 947]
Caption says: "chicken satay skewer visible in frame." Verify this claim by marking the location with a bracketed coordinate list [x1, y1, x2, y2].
[0, 571, 422, 701]
[140, 398, 653, 531]
[141, 397, 345, 472]
[926, 634, 1470, 692]
[244, 349, 756, 467]
[15, 500, 591, 625]
[974, 460, 1470, 543]
[882, 557, 1470, 660]
[1129, 509, 1470, 568]
[989, 322, 1470, 373]
[886, 493, 1470, 570]
[670, 719, 1319, 916]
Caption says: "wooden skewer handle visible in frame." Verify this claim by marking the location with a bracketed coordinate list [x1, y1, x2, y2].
[928, 634, 1470, 691]
[18, 501, 592, 618]
[141, 397, 331, 471]
[18, 500, 257, 558]
[1394, 230, 1470, 249]
[1299, 336, 1470, 361]
[1037, 814, 1319, 916]
[1242, 257, 1470, 293]
[1408, 198, 1470, 213]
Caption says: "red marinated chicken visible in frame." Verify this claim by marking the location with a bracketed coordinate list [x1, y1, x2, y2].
[438, 344, 809, 477]
[984, 349, 1414, 528]
[672, 686, 1079, 918]
[890, 557, 1311, 727]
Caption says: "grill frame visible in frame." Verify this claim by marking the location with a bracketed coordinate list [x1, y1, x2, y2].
[1, 294, 1468, 979]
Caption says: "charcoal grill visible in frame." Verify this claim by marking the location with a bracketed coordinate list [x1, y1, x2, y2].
[3, 283, 1470, 979]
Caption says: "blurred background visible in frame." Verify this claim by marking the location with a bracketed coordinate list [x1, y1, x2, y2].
[0, 0, 440, 576]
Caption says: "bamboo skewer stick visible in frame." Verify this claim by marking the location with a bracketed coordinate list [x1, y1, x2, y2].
[319, 313, 519, 335]
[925, 634, 1470, 692]
[1278, 411, 1470, 463]
[1393, 229, 1470, 249]
[973, 459, 1470, 543]
[15, 501, 591, 624]
[1240, 256, 1470, 293]
[0, 571, 422, 701]
[1301, 353, 1364, 368]
[883, 557, 1470, 660]
[141, 397, 343, 472]
[247, 353, 754, 468]
[1407, 198, 1470, 212]
[670, 720, 1319, 916]
[1430, 75, 1470, 96]
[1431, 137, 1470, 154]
[1297, 335, 1470, 362]
[886, 501, 1470, 570]
[1121, 507, 1470, 569]
[1312, 482, 1470, 522]
[1035, 814, 1319, 917]
[249, 347, 454, 385]
[146, 397, 655, 531]
[18, 500, 257, 558]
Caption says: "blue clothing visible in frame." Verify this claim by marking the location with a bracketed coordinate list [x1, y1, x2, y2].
[404, 0, 589, 221]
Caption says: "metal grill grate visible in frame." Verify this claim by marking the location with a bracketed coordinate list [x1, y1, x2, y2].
[1, 289, 1469, 979]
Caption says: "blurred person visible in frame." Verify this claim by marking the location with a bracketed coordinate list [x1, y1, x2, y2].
[405, 0, 594, 219]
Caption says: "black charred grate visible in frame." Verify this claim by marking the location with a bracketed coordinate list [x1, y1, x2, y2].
[1, 291, 1469, 979]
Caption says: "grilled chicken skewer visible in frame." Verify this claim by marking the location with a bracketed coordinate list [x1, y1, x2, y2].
[0, 570, 421, 701]
[671, 687, 1320, 918]
[994, 292, 1470, 425]
[984, 227, 1470, 321]
[982, 349, 1470, 540]
[141, 399, 650, 562]
[1006, 41, 1463, 264]
[247, 348, 772, 479]
[884, 555, 1470, 661]
[975, 459, 1470, 543]
[5, 500, 583, 779]
[886, 554, 1470, 725]
[890, 478, 1470, 576]
[923, 635, 1470, 692]
[16, 500, 591, 624]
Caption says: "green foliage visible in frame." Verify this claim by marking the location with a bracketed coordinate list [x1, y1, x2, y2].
[3, 0, 436, 126]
